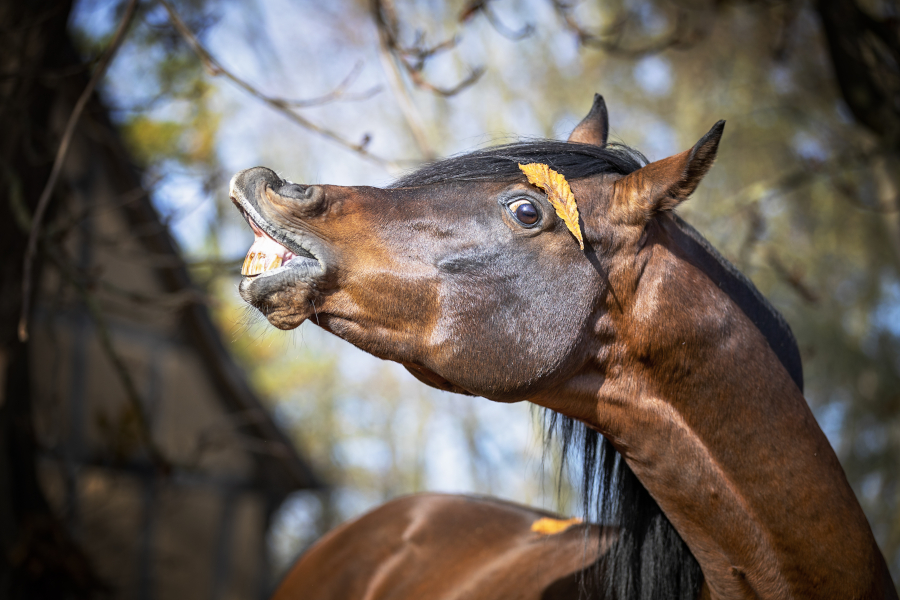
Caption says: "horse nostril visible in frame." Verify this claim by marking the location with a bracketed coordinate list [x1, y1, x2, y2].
[276, 183, 323, 204]
[280, 183, 309, 199]
[267, 181, 326, 213]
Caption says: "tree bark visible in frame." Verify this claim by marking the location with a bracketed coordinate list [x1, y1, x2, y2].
[816, 0, 900, 152]
[0, 0, 103, 597]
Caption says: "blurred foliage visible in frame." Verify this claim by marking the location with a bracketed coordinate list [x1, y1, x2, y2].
[120, 85, 219, 168]
[70, 0, 900, 584]
[75, 0, 222, 174]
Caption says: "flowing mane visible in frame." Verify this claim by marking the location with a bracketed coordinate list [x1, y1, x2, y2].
[390, 140, 647, 187]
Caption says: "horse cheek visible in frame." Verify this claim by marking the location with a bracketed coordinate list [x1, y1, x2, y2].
[431, 273, 593, 401]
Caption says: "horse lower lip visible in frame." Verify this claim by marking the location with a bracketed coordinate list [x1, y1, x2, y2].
[242, 255, 318, 279]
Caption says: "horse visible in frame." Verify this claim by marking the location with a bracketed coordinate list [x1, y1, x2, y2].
[230, 95, 898, 599]
[265, 98, 803, 600]
[271, 493, 610, 600]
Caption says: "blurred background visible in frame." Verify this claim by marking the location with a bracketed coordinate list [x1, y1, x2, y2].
[1, 0, 898, 598]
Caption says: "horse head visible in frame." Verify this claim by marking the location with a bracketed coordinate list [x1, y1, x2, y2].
[230, 96, 722, 408]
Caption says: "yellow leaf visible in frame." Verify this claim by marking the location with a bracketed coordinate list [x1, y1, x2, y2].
[530, 516, 583, 535]
[518, 163, 584, 250]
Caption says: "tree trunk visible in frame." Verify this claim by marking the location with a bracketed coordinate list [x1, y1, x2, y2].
[0, 0, 103, 597]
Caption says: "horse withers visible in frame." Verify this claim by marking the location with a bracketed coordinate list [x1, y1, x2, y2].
[231, 95, 897, 599]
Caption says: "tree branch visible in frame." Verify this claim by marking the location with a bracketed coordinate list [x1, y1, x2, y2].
[551, 0, 703, 58]
[159, 0, 400, 168]
[769, 251, 820, 305]
[459, 0, 535, 41]
[372, 0, 485, 97]
[19, 0, 140, 343]
[278, 61, 382, 108]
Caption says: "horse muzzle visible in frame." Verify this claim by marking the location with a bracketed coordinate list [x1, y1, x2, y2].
[230, 167, 323, 271]
[230, 167, 329, 329]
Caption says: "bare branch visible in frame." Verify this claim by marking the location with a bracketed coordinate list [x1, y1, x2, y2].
[159, 0, 401, 169]
[370, 0, 489, 157]
[407, 65, 486, 98]
[769, 251, 820, 305]
[398, 34, 459, 70]
[376, 16, 438, 159]
[372, 0, 485, 98]
[277, 61, 382, 108]
[459, 0, 535, 41]
[19, 0, 140, 343]
[551, 0, 703, 58]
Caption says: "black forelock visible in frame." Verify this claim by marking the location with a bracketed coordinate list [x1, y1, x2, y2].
[390, 140, 647, 188]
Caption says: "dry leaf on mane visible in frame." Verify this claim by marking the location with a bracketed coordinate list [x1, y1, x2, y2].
[518, 163, 584, 250]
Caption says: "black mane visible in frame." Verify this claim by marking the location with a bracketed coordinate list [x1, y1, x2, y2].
[396, 139, 803, 600]
[390, 140, 647, 187]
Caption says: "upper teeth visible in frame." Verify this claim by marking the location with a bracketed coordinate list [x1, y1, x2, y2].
[242, 252, 283, 276]
[241, 217, 296, 277]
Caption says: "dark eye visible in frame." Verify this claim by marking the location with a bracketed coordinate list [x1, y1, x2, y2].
[508, 198, 539, 226]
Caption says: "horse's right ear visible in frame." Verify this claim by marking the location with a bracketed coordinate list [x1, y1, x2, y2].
[568, 94, 609, 146]
[612, 120, 725, 224]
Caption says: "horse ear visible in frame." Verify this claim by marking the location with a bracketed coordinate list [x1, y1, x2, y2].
[613, 120, 725, 223]
[568, 94, 609, 146]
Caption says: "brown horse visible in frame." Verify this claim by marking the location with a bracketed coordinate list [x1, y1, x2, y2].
[231, 95, 897, 599]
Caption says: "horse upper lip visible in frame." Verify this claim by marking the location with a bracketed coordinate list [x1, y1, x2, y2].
[238, 205, 265, 237]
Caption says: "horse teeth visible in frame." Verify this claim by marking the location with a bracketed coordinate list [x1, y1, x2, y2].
[254, 253, 267, 274]
[241, 252, 255, 276]
[241, 250, 285, 277]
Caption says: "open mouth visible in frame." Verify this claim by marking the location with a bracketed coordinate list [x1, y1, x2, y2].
[240, 209, 296, 276]
[229, 168, 328, 330]
[235, 203, 316, 278]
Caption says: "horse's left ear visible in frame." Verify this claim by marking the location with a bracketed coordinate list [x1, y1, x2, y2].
[613, 120, 725, 223]
[568, 94, 609, 146]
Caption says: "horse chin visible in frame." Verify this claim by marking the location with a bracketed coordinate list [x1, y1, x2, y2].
[403, 363, 476, 396]
[238, 262, 322, 330]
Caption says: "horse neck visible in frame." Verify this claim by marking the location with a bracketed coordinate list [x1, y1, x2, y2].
[582, 220, 896, 600]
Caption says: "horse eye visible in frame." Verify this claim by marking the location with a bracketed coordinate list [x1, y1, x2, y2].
[508, 199, 539, 226]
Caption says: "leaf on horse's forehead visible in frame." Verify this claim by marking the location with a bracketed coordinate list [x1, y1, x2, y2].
[518, 163, 584, 250]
